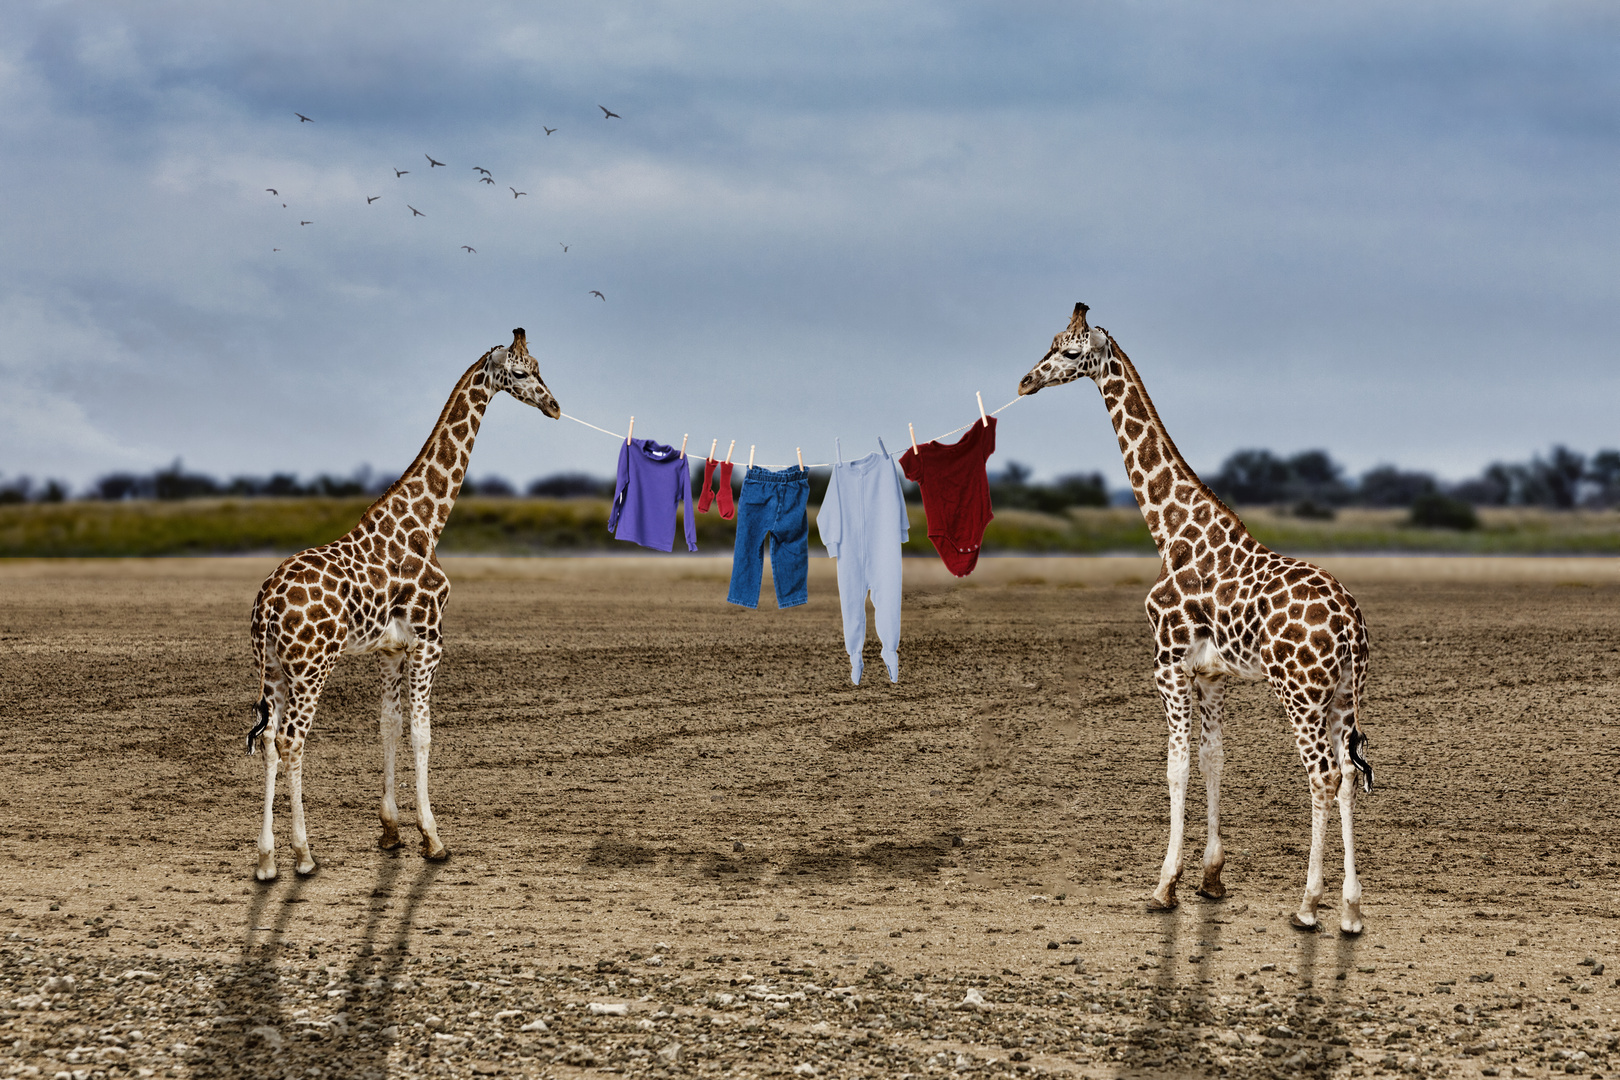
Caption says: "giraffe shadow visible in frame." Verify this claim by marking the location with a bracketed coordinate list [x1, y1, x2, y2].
[199, 855, 443, 1078]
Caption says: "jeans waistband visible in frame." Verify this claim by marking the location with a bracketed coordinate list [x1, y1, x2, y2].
[744, 465, 808, 486]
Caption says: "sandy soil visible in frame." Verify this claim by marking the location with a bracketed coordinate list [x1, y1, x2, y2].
[0, 555, 1617, 1080]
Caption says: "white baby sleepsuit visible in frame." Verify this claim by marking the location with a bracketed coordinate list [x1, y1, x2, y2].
[816, 439, 911, 683]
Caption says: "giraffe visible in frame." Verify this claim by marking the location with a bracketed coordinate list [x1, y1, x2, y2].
[1018, 303, 1374, 934]
[245, 328, 560, 881]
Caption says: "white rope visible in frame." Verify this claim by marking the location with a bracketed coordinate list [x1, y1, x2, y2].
[559, 393, 1026, 470]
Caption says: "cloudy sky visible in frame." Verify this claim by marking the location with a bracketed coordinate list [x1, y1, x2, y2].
[2, 1, 1616, 492]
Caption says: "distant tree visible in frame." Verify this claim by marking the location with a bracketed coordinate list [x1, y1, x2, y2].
[1533, 445, 1585, 509]
[1210, 448, 1349, 506]
[0, 475, 31, 504]
[1028, 472, 1109, 514]
[38, 479, 67, 503]
[1357, 465, 1438, 507]
[1586, 449, 1620, 507]
[1449, 462, 1519, 506]
[526, 472, 614, 499]
[95, 472, 150, 500]
[1408, 494, 1478, 530]
[308, 474, 367, 497]
[463, 475, 516, 497]
[152, 459, 220, 500]
[988, 461, 1108, 514]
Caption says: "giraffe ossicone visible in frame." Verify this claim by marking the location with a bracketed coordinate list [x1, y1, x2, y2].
[246, 328, 560, 881]
[1019, 303, 1374, 935]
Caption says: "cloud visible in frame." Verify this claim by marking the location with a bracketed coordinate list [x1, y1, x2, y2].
[0, 1, 1615, 487]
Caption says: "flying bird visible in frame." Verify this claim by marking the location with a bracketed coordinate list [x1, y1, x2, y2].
[425, 154, 446, 167]
[558, 243, 568, 253]
[272, 248, 280, 252]
[510, 188, 526, 199]
[295, 113, 313, 123]
[461, 246, 476, 253]
[590, 290, 605, 300]
[300, 220, 312, 226]
[265, 188, 278, 195]
[394, 168, 409, 178]
[367, 195, 380, 204]
[544, 126, 556, 135]
[599, 106, 621, 119]
[479, 176, 494, 184]
[409, 205, 425, 217]
[473, 167, 491, 176]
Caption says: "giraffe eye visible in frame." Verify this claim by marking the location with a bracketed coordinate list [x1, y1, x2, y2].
[1062, 347, 1083, 359]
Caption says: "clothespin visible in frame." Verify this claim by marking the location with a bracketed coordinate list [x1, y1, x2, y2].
[680, 433, 689, 457]
[708, 438, 718, 461]
[748, 444, 756, 469]
[909, 422, 918, 453]
[976, 392, 988, 428]
[626, 416, 635, 445]
[725, 440, 735, 464]
[796, 447, 804, 470]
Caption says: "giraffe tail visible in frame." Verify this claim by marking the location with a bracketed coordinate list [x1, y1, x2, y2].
[1346, 726, 1374, 794]
[246, 697, 271, 756]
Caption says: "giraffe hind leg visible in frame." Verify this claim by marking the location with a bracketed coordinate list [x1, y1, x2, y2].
[1194, 676, 1227, 900]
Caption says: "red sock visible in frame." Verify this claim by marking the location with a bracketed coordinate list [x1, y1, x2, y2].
[718, 462, 736, 520]
[696, 457, 719, 513]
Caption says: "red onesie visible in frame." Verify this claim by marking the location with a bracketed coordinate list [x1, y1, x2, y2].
[900, 416, 996, 577]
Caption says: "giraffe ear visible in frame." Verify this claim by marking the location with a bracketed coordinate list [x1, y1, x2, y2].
[490, 347, 510, 366]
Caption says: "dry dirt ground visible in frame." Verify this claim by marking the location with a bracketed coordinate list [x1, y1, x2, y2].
[1, 556, 1618, 1080]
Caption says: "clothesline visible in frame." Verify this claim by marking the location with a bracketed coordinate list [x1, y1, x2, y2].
[559, 392, 1026, 470]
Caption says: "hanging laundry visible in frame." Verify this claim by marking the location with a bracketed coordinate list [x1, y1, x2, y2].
[727, 464, 809, 609]
[899, 416, 996, 577]
[817, 439, 909, 684]
[608, 438, 697, 552]
[695, 456, 736, 520]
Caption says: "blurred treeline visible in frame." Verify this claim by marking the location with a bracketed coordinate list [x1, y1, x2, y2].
[3, 445, 1616, 512]
[2, 446, 1618, 557]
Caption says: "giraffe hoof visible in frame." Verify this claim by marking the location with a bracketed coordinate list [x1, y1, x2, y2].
[378, 828, 403, 851]
[421, 839, 449, 862]
[1146, 896, 1178, 912]
[1196, 881, 1226, 900]
[295, 857, 318, 876]
[254, 858, 278, 882]
[1289, 913, 1320, 933]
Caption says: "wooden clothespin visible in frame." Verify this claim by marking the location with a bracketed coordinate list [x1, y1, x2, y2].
[679, 433, 689, 457]
[708, 438, 718, 461]
[796, 447, 804, 470]
[626, 416, 635, 444]
[748, 444, 756, 469]
[725, 439, 735, 464]
[909, 422, 918, 453]
[976, 392, 988, 427]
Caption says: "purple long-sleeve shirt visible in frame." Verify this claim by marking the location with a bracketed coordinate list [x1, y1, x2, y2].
[608, 438, 697, 552]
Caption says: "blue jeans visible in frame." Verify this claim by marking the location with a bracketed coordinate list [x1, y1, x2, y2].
[727, 465, 810, 609]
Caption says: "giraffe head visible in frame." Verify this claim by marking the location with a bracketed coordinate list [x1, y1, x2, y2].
[1017, 302, 1113, 396]
[484, 328, 561, 418]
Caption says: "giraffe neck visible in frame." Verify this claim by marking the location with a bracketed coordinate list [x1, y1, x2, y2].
[359, 359, 492, 552]
[1095, 346, 1252, 558]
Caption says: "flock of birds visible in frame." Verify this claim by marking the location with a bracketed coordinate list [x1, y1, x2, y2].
[268, 106, 626, 301]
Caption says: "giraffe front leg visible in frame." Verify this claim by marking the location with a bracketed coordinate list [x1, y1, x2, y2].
[1148, 664, 1195, 912]
[408, 641, 448, 861]
[1195, 679, 1227, 899]
[286, 740, 317, 876]
[255, 735, 280, 881]
[378, 654, 406, 850]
